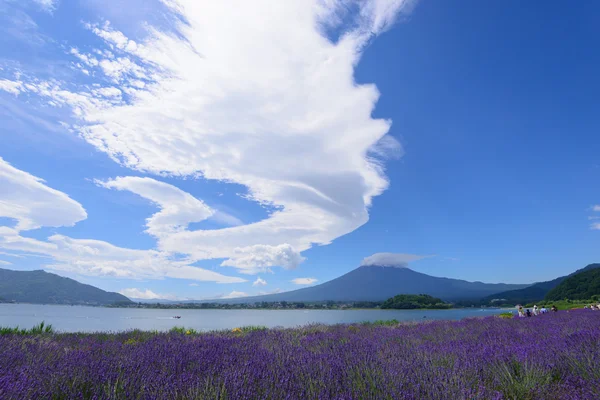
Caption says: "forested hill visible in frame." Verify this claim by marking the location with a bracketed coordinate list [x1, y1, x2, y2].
[482, 263, 600, 305]
[0, 268, 132, 305]
[380, 294, 450, 309]
[545, 268, 600, 301]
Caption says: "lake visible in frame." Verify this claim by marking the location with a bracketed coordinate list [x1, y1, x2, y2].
[0, 304, 508, 333]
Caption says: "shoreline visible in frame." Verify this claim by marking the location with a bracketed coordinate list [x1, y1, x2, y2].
[0, 302, 506, 311]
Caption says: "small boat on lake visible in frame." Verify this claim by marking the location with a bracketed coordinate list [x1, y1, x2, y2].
[173, 316, 181, 319]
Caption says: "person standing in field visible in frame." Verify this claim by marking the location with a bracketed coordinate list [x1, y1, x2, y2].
[517, 305, 524, 317]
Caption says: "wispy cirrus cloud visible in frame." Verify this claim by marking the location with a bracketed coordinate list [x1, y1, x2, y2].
[0, 0, 413, 278]
[33, 0, 57, 13]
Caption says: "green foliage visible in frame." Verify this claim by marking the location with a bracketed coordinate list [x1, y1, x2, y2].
[545, 268, 600, 301]
[0, 321, 54, 335]
[530, 300, 589, 310]
[170, 325, 267, 336]
[238, 325, 268, 332]
[169, 326, 199, 335]
[492, 360, 559, 400]
[381, 294, 451, 309]
[497, 312, 514, 319]
[169, 326, 186, 334]
[361, 319, 400, 326]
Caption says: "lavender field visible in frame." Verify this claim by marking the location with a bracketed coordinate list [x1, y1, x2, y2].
[1, 312, 599, 399]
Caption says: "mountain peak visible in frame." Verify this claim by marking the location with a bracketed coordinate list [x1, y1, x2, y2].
[360, 264, 411, 269]
[0, 268, 131, 305]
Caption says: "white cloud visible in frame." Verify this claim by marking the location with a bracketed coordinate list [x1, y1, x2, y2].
[33, 0, 58, 13]
[189, 283, 199, 287]
[0, 260, 12, 266]
[98, 177, 214, 238]
[70, 48, 99, 67]
[45, 234, 245, 283]
[86, 21, 143, 54]
[211, 210, 244, 227]
[0, 79, 23, 95]
[360, 252, 430, 268]
[592, 222, 600, 231]
[593, 205, 600, 212]
[220, 291, 248, 299]
[119, 288, 177, 300]
[259, 288, 282, 295]
[220, 244, 305, 274]
[0, 0, 413, 275]
[252, 277, 267, 287]
[0, 160, 245, 284]
[0, 157, 87, 231]
[291, 277, 318, 285]
[97, 176, 242, 237]
[0, 251, 25, 258]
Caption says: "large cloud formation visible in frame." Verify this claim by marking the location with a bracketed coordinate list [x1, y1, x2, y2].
[0, 0, 413, 278]
[0, 157, 245, 283]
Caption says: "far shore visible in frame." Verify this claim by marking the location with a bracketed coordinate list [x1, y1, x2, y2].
[0, 302, 511, 312]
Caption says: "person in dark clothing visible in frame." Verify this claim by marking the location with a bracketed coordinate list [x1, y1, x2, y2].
[551, 305, 558, 312]
[526, 309, 532, 317]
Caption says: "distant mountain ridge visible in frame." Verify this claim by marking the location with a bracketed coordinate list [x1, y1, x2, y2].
[0, 268, 131, 305]
[212, 265, 528, 303]
[482, 263, 600, 304]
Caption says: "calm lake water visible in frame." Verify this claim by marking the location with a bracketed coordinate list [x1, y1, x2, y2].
[0, 304, 508, 333]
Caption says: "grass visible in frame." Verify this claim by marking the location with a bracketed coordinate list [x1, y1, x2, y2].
[525, 300, 591, 310]
[361, 318, 400, 326]
[169, 325, 269, 335]
[0, 321, 54, 335]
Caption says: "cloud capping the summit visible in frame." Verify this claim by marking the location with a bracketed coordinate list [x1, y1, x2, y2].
[360, 253, 430, 268]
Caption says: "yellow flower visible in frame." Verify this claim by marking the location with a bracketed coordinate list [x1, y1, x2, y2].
[232, 327, 242, 333]
[186, 330, 191, 335]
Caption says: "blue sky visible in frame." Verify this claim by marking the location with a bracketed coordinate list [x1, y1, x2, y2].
[1, 0, 599, 300]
